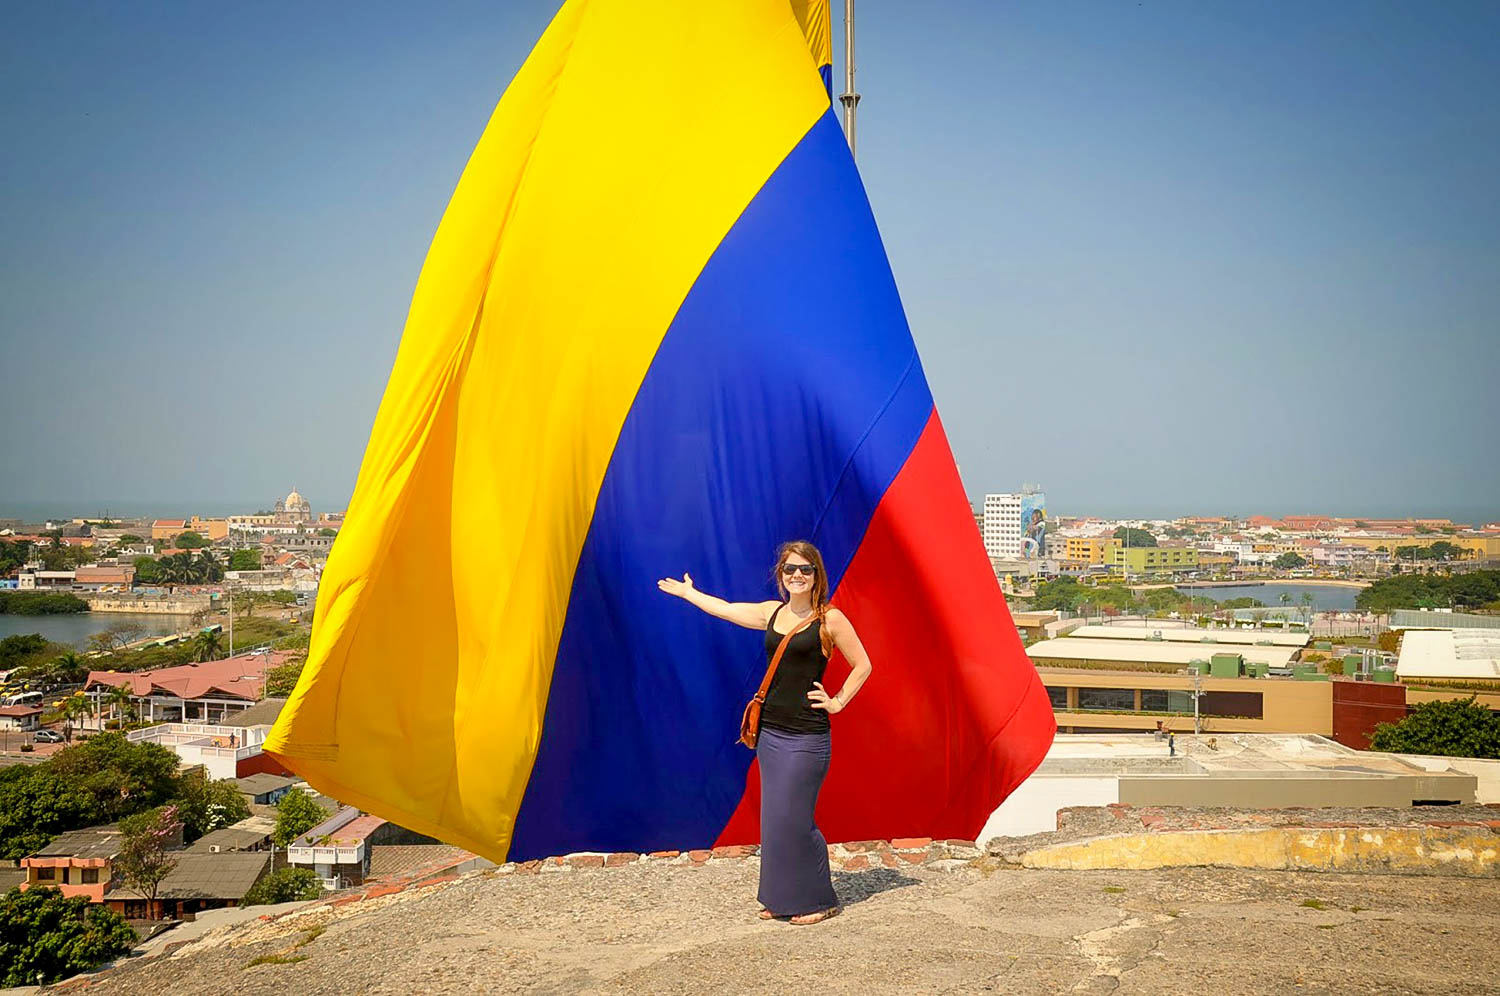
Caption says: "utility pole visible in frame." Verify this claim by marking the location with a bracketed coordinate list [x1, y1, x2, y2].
[1191, 669, 1203, 735]
[840, 0, 860, 157]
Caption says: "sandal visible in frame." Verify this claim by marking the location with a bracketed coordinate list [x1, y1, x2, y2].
[758, 908, 776, 920]
[789, 906, 841, 926]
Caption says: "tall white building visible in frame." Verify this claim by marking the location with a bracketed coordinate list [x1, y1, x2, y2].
[983, 493, 1024, 560]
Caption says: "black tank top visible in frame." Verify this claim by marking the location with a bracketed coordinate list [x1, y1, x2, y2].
[760, 604, 830, 735]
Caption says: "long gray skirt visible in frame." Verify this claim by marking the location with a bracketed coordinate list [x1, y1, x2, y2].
[756, 725, 839, 917]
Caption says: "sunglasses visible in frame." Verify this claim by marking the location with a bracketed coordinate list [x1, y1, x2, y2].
[781, 563, 816, 577]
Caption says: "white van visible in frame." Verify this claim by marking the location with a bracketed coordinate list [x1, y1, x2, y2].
[2, 691, 42, 707]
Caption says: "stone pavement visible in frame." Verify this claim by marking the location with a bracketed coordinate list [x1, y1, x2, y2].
[46, 854, 1500, 994]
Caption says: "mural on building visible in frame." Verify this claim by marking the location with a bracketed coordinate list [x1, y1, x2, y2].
[1020, 491, 1047, 559]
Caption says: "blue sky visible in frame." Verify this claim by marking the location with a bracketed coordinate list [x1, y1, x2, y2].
[2, 1, 1496, 522]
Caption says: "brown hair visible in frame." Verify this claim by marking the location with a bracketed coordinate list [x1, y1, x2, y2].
[772, 540, 835, 658]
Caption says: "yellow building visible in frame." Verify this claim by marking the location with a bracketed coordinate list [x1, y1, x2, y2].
[1197, 551, 1236, 572]
[1064, 536, 1116, 565]
[188, 517, 230, 542]
[1338, 533, 1500, 560]
[1108, 545, 1199, 575]
[1039, 668, 1332, 736]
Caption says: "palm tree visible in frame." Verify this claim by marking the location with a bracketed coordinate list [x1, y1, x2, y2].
[59, 693, 94, 742]
[190, 629, 223, 663]
[103, 683, 137, 726]
[52, 652, 89, 685]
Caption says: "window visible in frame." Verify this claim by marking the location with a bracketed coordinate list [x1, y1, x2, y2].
[81, 868, 99, 884]
[1047, 686, 1068, 709]
[1078, 688, 1135, 711]
[1141, 689, 1195, 713]
[35, 866, 55, 881]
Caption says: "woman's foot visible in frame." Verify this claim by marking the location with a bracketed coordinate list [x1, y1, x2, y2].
[758, 908, 776, 920]
[789, 906, 841, 926]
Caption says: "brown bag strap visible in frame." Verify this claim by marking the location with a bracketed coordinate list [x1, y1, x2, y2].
[753, 608, 816, 703]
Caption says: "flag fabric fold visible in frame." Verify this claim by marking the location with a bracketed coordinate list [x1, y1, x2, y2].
[265, 0, 1055, 865]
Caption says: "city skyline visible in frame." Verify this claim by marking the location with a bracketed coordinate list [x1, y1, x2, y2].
[2, 1, 1497, 516]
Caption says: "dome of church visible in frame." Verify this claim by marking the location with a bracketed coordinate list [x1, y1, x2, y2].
[285, 488, 310, 511]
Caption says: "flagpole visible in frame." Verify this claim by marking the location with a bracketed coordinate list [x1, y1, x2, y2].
[840, 0, 860, 157]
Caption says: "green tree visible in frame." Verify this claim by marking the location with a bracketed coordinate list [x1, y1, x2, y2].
[117, 534, 143, 544]
[0, 540, 34, 576]
[189, 630, 222, 663]
[0, 592, 89, 616]
[0, 634, 51, 672]
[227, 549, 261, 572]
[242, 867, 323, 906]
[52, 652, 90, 684]
[116, 805, 183, 919]
[132, 556, 163, 585]
[265, 658, 307, 698]
[1112, 527, 1157, 547]
[1369, 697, 1500, 759]
[317, 527, 338, 537]
[171, 531, 209, 550]
[170, 769, 250, 843]
[0, 886, 138, 986]
[0, 733, 181, 861]
[1273, 552, 1307, 570]
[272, 789, 326, 848]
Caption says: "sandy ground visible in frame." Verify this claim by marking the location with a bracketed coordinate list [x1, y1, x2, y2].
[57, 860, 1500, 995]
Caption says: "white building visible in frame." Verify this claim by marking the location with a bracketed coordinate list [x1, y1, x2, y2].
[982, 493, 1023, 560]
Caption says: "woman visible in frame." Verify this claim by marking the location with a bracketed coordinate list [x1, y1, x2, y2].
[657, 540, 873, 925]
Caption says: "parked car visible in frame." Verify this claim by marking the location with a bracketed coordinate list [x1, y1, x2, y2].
[33, 729, 64, 744]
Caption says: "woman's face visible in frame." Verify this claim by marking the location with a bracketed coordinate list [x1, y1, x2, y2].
[780, 553, 816, 597]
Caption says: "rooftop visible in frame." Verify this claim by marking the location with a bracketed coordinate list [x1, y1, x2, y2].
[1066, 622, 1309, 648]
[221, 696, 287, 728]
[121, 851, 271, 901]
[187, 816, 277, 854]
[1397, 628, 1500, 681]
[233, 772, 300, 795]
[1026, 636, 1298, 669]
[30, 824, 122, 860]
[86, 650, 287, 702]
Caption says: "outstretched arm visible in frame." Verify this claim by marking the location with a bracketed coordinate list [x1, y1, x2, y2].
[808, 607, 872, 714]
[657, 573, 775, 630]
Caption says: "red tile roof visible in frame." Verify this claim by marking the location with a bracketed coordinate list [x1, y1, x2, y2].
[85, 651, 286, 702]
[152, 519, 186, 528]
[0, 705, 43, 717]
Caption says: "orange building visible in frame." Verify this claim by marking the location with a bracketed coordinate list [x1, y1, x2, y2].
[21, 826, 125, 903]
[150, 518, 186, 541]
[188, 516, 230, 541]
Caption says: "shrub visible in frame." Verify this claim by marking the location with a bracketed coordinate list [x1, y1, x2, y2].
[242, 868, 323, 906]
[1369, 697, 1500, 759]
[0, 886, 137, 986]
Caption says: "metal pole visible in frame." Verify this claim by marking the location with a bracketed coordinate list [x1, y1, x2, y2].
[840, 0, 860, 157]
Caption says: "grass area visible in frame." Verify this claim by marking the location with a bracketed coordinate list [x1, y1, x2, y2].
[246, 953, 309, 968]
[226, 616, 299, 653]
[1031, 659, 1189, 674]
[1300, 898, 1330, 910]
[1102, 886, 1126, 894]
[1403, 680, 1500, 694]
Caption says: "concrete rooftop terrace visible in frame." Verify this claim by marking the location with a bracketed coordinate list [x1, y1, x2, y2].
[59, 851, 1500, 995]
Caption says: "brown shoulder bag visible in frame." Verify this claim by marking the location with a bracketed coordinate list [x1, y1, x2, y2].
[739, 611, 816, 749]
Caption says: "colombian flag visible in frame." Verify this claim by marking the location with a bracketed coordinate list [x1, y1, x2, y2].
[265, 0, 1055, 864]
